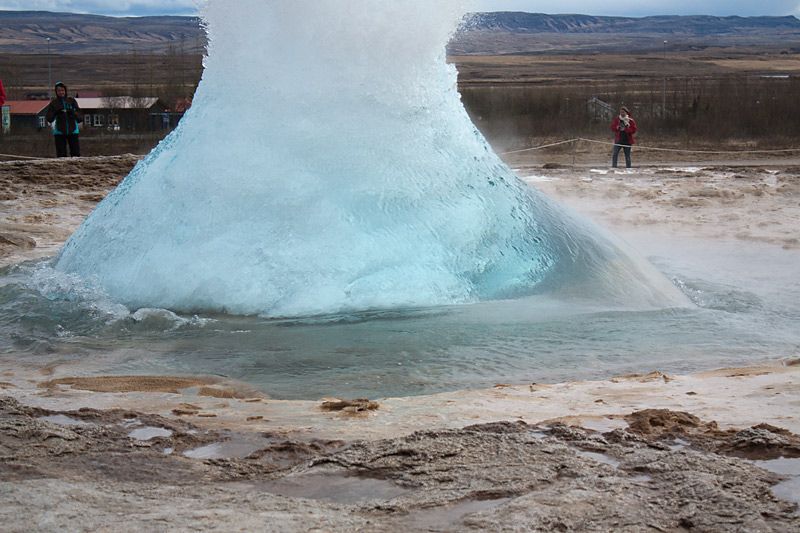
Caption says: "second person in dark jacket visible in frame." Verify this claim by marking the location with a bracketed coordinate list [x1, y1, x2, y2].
[45, 82, 83, 157]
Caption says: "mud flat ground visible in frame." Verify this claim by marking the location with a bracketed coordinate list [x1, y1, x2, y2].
[1, 155, 800, 531]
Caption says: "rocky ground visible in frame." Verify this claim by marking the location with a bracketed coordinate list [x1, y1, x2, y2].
[2, 395, 799, 532]
[0, 155, 139, 267]
[512, 161, 800, 251]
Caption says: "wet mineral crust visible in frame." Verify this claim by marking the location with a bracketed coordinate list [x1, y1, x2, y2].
[1, 397, 798, 532]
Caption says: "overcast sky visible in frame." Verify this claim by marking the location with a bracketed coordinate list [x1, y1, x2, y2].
[0, 0, 798, 18]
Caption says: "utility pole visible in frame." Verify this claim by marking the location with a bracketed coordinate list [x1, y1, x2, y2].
[662, 40, 668, 118]
[47, 37, 52, 97]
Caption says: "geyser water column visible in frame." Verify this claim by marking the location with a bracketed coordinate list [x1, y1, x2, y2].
[55, 0, 687, 317]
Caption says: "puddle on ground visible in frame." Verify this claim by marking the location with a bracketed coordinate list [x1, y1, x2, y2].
[39, 415, 92, 427]
[403, 497, 513, 530]
[579, 417, 628, 433]
[755, 457, 800, 477]
[528, 430, 549, 440]
[128, 427, 173, 441]
[754, 457, 800, 508]
[258, 472, 411, 504]
[575, 450, 621, 469]
[772, 478, 800, 509]
[183, 437, 266, 460]
[667, 438, 691, 451]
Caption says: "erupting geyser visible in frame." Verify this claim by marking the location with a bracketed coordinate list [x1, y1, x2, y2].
[55, 0, 687, 317]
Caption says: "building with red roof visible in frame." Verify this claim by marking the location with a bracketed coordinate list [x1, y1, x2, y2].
[4, 96, 189, 134]
[4, 100, 50, 132]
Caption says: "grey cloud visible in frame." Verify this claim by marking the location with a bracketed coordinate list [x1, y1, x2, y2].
[0, 0, 198, 16]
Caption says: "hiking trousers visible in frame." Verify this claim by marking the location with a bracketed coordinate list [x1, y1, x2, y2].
[55, 135, 81, 157]
[612, 144, 632, 168]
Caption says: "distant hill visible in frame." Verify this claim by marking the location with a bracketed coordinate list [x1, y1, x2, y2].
[453, 13, 800, 55]
[1, 10, 799, 55]
[463, 12, 800, 35]
[0, 10, 204, 54]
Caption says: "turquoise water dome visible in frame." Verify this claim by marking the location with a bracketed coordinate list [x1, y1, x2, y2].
[55, 0, 688, 317]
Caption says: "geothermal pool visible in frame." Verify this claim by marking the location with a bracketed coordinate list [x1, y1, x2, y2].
[1, 234, 797, 400]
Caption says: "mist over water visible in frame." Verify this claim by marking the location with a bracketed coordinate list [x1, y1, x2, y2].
[54, 0, 685, 317]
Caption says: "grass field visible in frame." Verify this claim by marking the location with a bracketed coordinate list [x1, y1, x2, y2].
[3, 47, 800, 93]
[2, 45, 800, 158]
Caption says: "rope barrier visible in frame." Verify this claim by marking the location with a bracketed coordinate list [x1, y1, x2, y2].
[4, 139, 800, 161]
[577, 138, 800, 154]
[500, 138, 800, 156]
[0, 153, 48, 161]
[500, 138, 580, 155]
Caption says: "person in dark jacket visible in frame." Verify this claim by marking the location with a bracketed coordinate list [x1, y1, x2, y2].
[45, 82, 83, 157]
[610, 106, 637, 168]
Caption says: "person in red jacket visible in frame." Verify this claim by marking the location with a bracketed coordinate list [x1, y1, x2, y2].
[0, 79, 6, 106]
[610, 106, 637, 168]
